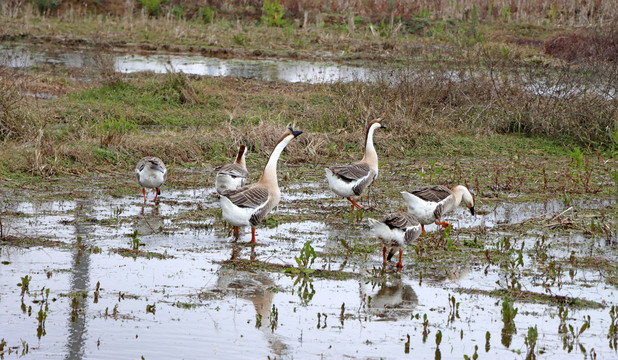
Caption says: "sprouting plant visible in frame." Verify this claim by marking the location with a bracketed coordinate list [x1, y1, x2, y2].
[485, 331, 491, 352]
[501, 296, 518, 347]
[18, 275, 31, 298]
[292, 273, 315, 306]
[494, 237, 524, 291]
[417, 159, 443, 184]
[447, 294, 460, 324]
[563, 315, 591, 352]
[525, 325, 538, 360]
[295, 241, 316, 274]
[422, 313, 430, 343]
[129, 230, 142, 251]
[197, 6, 214, 24]
[609, 305, 618, 350]
[146, 303, 156, 314]
[269, 304, 279, 333]
[463, 345, 479, 360]
[233, 34, 247, 46]
[255, 313, 262, 329]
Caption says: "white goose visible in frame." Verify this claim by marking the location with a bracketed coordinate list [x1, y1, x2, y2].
[401, 185, 475, 233]
[368, 213, 422, 271]
[214, 145, 248, 194]
[325, 119, 386, 212]
[135, 156, 167, 202]
[220, 127, 302, 243]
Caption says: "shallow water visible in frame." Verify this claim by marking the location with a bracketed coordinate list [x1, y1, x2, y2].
[1, 180, 616, 359]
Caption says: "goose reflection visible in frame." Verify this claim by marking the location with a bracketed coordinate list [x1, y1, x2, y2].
[361, 278, 418, 317]
[216, 265, 287, 356]
[136, 205, 163, 235]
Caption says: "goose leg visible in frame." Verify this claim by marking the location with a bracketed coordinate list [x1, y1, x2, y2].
[250, 227, 256, 244]
[153, 188, 159, 202]
[346, 197, 363, 211]
[421, 224, 426, 234]
[382, 246, 387, 265]
[233, 226, 239, 239]
[396, 249, 403, 271]
[142, 188, 147, 203]
[435, 220, 451, 229]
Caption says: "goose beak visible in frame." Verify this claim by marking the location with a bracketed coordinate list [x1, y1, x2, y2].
[288, 127, 303, 137]
[152, 164, 165, 173]
[470, 206, 475, 216]
[380, 124, 387, 129]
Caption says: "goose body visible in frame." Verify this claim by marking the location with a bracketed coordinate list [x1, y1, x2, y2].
[214, 145, 248, 194]
[220, 127, 302, 243]
[401, 185, 475, 233]
[135, 156, 167, 202]
[325, 119, 386, 211]
[368, 212, 421, 270]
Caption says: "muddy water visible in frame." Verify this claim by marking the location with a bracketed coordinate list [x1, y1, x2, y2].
[0, 44, 376, 84]
[1, 178, 617, 359]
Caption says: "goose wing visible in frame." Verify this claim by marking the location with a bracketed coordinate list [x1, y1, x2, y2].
[214, 164, 248, 178]
[411, 185, 452, 203]
[328, 162, 371, 182]
[222, 185, 269, 209]
[383, 213, 419, 230]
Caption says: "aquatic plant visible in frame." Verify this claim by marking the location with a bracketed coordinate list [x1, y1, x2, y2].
[501, 296, 518, 347]
[525, 325, 538, 360]
[295, 241, 316, 274]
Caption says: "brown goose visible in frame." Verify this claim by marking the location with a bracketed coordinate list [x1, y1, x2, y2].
[325, 119, 386, 212]
[214, 145, 249, 194]
[135, 156, 167, 202]
[219, 127, 303, 243]
[401, 185, 475, 233]
[368, 212, 422, 271]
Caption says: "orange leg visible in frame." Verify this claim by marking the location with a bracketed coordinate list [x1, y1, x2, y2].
[396, 249, 403, 271]
[142, 188, 147, 203]
[346, 197, 363, 212]
[153, 188, 160, 202]
[250, 227, 256, 243]
[421, 224, 426, 234]
[382, 246, 387, 265]
[233, 226, 239, 239]
[435, 220, 451, 228]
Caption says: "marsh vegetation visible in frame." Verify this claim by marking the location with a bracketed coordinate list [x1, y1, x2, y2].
[0, 1, 617, 359]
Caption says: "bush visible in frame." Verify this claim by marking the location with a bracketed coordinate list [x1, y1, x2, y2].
[261, 0, 287, 27]
[29, 0, 61, 15]
[197, 6, 214, 24]
[139, 0, 162, 17]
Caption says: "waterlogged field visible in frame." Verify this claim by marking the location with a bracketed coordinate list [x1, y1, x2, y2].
[0, 161, 616, 359]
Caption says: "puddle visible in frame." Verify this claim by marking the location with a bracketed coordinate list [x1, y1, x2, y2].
[0, 176, 617, 359]
[1, 44, 615, 98]
[0, 44, 377, 84]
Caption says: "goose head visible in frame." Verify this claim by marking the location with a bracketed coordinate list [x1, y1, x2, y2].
[148, 160, 165, 173]
[236, 145, 247, 166]
[456, 185, 475, 215]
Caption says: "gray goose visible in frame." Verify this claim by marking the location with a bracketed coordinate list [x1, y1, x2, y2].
[368, 212, 422, 271]
[214, 145, 249, 194]
[135, 156, 167, 202]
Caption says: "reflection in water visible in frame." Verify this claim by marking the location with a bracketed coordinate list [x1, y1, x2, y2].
[65, 199, 93, 360]
[136, 205, 163, 235]
[216, 266, 287, 356]
[361, 278, 418, 318]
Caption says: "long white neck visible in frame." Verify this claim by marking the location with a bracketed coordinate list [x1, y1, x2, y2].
[259, 135, 292, 186]
[447, 186, 468, 211]
[361, 124, 378, 167]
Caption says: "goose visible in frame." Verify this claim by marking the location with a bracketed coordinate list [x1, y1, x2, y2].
[325, 119, 386, 212]
[220, 127, 302, 243]
[401, 185, 475, 233]
[214, 145, 249, 194]
[135, 156, 167, 202]
[368, 212, 422, 271]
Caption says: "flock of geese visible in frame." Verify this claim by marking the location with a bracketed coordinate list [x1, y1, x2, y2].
[134, 120, 475, 271]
